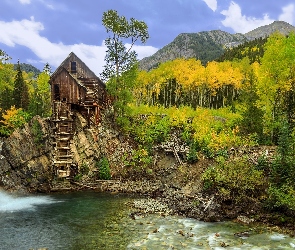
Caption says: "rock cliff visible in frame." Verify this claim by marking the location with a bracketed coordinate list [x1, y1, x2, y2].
[0, 116, 52, 192]
[0, 110, 137, 192]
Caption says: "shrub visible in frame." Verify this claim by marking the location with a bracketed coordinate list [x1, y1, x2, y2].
[31, 119, 44, 147]
[266, 119, 295, 212]
[256, 154, 269, 171]
[0, 106, 30, 136]
[266, 185, 295, 212]
[80, 162, 90, 175]
[97, 157, 111, 180]
[186, 142, 200, 163]
[202, 157, 266, 202]
[126, 105, 256, 154]
[122, 147, 152, 170]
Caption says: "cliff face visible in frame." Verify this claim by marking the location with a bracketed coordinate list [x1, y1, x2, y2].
[0, 116, 52, 192]
[0, 110, 136, 192]
[68, 112, 136, 180]
[244, 21, 295, 40]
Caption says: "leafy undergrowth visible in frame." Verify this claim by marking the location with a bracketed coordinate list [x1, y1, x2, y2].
[123, 104, 256, 152]
[202, 156, 267, 203]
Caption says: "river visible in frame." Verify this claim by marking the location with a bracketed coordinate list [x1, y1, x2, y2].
[0, 190, 294, 250]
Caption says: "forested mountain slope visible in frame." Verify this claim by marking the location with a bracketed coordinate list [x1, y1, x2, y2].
[13, 63, 41, 78]
[139, 21, 295, 71]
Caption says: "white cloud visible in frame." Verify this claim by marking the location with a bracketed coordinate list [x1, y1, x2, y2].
[125, 43, 158, 60]
[279, 4, 295, 25]
[0, 18, 158, 75]
[220, 1, 274, 33]
[203, 0, 217, 12]
[38, 0, 56, 10]
[19, 0, 31, 4]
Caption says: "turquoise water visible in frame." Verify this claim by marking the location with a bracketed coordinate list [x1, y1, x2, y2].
[0, 191, 294, 250]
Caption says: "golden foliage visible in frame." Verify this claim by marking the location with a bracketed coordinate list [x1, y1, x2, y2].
[136, 58, 246, 108]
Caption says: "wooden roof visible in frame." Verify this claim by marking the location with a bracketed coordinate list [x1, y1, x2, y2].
[50, 67, 87, 90]
[50, 52, 105, 88]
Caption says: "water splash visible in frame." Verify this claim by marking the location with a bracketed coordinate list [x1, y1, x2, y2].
[0, 191, 55, 212]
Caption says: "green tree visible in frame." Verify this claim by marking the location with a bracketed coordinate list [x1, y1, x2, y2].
[28, 64, 51, 117]
[13, 60, 29, 110]
[101, 9, 149, 82]
[0, 56, 15, 112]
[43, 62, 52, 75]
[256, 32, 295, 143]
[237, 59, 264, 141]
[110, 65, 138, 125]
[0, 49, 11, 63]
[29, 72, 51, 117]
[101, 10, 149, 120]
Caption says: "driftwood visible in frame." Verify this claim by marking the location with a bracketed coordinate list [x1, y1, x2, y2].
[154, 133, 189, 165]
[204, 195, 215, 212]
[172, 146, 183, 165]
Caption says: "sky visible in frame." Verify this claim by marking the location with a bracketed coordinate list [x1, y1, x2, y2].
[0, 0, 294, 76]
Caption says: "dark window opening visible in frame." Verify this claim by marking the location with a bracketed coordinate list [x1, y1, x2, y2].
[71, 61, 77, 73]
[54, 84, 60, 100]
[62, 97, 67, 102]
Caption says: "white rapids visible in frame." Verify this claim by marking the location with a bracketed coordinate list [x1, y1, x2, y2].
[0, 190, 55, 212]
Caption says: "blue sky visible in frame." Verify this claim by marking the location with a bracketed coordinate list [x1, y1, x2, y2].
[0, 0, 294, 75]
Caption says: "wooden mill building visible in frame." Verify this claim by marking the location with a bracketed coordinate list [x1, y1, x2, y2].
[49, 52, 106, 178]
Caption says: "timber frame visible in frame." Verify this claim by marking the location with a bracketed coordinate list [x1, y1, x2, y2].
[49, 52, 107, 178]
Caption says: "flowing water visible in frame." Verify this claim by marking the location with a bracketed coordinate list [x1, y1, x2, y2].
[0, 190, 295, 250]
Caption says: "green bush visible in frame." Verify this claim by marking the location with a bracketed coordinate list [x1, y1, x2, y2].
[122, 147, 152, 170]
[80, 162, 90, 175]
[256, 154, 269, 171]
[97, 157, 111, 180]
[186, 141, 200, 163]
[202, 157, 266, 202]
[31, 119, 44, 147]
[266, 185, 295, 212]
[266, 119, 295, 212]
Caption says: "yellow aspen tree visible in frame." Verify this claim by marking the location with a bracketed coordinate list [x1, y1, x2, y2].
[256, 32, 293, 141]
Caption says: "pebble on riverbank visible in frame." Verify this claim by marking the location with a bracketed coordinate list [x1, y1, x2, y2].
[128, 198, 172, 216]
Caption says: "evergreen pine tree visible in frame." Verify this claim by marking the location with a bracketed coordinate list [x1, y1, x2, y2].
[43, 62, 52, 75]
[13, 60, 29, 110]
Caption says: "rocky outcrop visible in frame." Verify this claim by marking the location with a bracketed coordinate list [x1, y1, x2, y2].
[68, 111, 136, 180]
[0, 116, 52, 192]
[244, 21, 295, 40]
[0, 110, 138, 192]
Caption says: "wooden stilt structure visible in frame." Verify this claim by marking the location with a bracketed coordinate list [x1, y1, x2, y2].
[49, 52, 107, 178]
[51, 101, 74, 178]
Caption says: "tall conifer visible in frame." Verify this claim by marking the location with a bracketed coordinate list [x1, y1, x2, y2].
[13, 60, 29, 109]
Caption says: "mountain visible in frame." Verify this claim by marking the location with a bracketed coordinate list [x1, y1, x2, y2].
[216, 37, 267, 64]
[139, 30, 247, 71]
[139, 21, 295, 71]
[14, 63, 41, 77]
[244, 20, 295, 40]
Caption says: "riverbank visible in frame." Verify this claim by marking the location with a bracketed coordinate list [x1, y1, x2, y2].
[1, 115, 295, 238]
[49, 174, 295, 238]
[2, 190, 295, 250]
